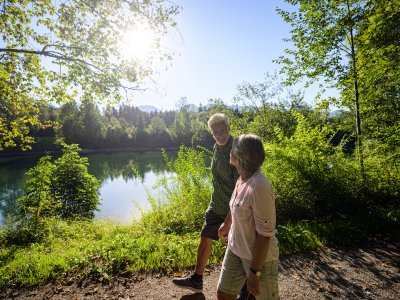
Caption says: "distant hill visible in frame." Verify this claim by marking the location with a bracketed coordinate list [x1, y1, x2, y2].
[137, 105, 158, 113]
[328, 110, 342, 118]
[137, 103, 245, 113]
[188, 104, 245, 112]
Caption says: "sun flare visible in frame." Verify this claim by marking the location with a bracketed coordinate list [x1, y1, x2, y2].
[119, 23, 157, 62]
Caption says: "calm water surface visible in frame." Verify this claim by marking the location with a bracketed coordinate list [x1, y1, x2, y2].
[0, 151, 176, 224]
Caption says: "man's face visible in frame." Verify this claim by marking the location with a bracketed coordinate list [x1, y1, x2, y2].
[210, 121, 229, 146]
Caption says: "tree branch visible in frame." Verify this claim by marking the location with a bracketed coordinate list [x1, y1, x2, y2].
[42, 44, 86, 53]
[338, 41, 352, 56]
[80, 0, 120, 35]
[342, 82, 355, 96]
[0, 48, 103, 72]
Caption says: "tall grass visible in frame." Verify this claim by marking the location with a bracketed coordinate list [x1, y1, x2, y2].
[138, 146, 213, 234]
[0, 218, 226, 291]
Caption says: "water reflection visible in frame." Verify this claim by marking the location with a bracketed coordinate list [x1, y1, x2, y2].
[86, 151, 175, 184]
[0, 151, 176, 224]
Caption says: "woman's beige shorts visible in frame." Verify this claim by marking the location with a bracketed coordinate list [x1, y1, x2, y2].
[217, 248, 279, 300]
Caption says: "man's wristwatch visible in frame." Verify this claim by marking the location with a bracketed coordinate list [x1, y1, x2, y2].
[250, 266, 262, 277]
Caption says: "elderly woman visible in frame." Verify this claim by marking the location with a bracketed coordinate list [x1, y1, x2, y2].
[217, 134, 279, 300]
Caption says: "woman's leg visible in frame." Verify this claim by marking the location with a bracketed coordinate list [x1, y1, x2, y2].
[217, 249, 247, 299]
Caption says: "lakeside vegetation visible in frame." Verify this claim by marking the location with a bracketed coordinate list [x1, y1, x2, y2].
[0, 122, 399, 290]
[1, 0, 399, 293]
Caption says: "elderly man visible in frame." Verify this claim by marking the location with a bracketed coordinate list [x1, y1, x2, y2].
[172, 114, 254, 300]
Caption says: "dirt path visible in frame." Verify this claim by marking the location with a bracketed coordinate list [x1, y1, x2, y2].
[2, 235, 399, 300]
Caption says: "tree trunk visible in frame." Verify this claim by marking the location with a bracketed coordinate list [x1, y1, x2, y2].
[348, 0, 365, 178]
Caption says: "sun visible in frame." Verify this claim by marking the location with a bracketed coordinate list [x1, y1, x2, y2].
[119, 23, 157, 62]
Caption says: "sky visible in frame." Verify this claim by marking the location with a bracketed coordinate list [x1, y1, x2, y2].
[129, 0, 337, 111]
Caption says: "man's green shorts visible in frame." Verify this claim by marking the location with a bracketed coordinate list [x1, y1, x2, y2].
[200, 207, 225, 241]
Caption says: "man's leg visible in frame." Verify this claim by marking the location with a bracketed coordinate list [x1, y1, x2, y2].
[173, 208, 224, 293]
[194, 236, 212, 275]
[218, 290, 237, 300]
[171, 237, 211, 292]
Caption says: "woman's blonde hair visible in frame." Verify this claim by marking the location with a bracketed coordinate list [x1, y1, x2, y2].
[207, 113, 229, 130]
[231, 134, 265, 173]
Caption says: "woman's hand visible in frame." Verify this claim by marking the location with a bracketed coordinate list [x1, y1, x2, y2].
[247, 273, 260, 296]
[218, 222, 230, 240]
[218, 211, 232, 241]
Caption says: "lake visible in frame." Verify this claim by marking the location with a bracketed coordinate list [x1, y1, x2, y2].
[0, 151, 177, 224]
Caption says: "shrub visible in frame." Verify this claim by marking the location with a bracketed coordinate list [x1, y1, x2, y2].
[3, 144, 100, 245]
[50, 144, 100, 219]
[138, 146, 212, 234]
[263, 112, 400, 223]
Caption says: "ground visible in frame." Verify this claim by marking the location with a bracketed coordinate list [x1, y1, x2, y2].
[1, 235, 399, 300]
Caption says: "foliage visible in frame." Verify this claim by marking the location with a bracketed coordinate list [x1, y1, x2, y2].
[233, 72, 314, 141]
[3, 144, 100, 245]
[0, 0, 179, 150]
[50, 144, 100, 219]
[276, 0, 400, 174]
[276, 0, 366, 87]
[138, 146, 213, 234]
[263, 112, 355, 222]
[12, 155, 56, 243]
[276, 0, 365, 171]
[355, 0, 400, 151]
[263, 112, 400, 223]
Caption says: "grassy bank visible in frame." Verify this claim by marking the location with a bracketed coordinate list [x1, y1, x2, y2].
[0, 213, 398, 291]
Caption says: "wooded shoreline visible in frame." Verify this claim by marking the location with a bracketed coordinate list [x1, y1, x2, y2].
[0, 147, 179, 157]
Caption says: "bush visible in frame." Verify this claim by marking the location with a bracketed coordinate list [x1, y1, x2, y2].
[3, 144, 100, 245]
[51, 144, 100, 219]
[7, 155, 56, 244]
[138, 146, 212, 234]
[263, 113, 400, 223]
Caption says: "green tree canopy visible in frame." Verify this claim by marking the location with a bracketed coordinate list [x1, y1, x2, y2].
[0, 0, 179, 150]
[275, 0, 400, 172]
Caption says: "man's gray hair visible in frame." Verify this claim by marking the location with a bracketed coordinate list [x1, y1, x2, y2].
[231, 134, 265, 173]
[207, 113, 229, 130]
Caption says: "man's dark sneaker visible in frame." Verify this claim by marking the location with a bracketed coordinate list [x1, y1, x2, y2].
[172, 274, 203, 293]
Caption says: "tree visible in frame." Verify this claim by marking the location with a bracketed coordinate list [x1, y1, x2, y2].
[50, 144, 100, 219]
[58, 102, 83, 144]
[0, 0, 179, 150]
[147, 115, 167, 135]
[275, 0, 374, 173]
[79, 99, 105, 148]
[354, 0, 400, 152]
[8, 144, 99, 244]
[16, 155, 55, 242]
[172, 98, 192, 145]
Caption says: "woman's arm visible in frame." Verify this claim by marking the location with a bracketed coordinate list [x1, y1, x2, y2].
[247, 233, 270, 296]
[251, 233, 270, 270]
[248, 178, 276, 296]
[218, 210, 232, 239]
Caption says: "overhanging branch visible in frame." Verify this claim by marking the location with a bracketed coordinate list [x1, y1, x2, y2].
[0, 48, 104, 72]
